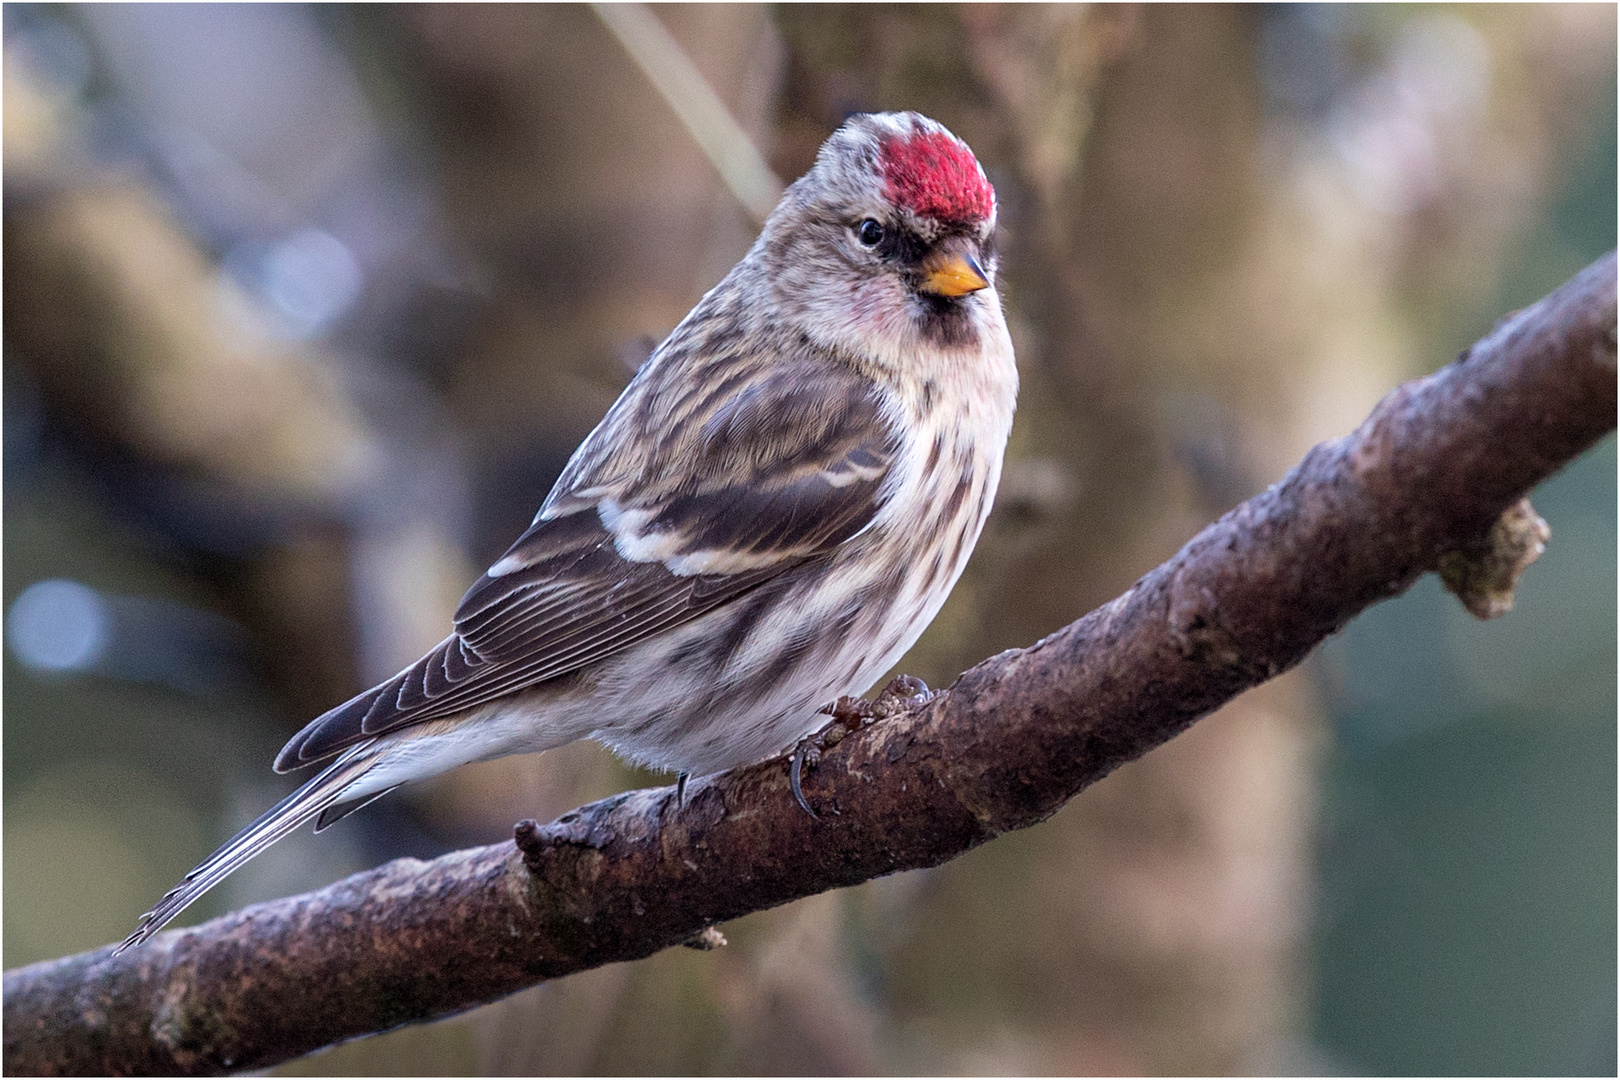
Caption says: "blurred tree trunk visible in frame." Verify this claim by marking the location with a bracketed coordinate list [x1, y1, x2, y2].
[775, 6, 1319, 1073]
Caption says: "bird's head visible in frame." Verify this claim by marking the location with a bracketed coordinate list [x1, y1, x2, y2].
[757, 112, 1003, 368]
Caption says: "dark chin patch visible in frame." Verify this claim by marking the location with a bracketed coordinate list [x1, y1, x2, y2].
[913, 294, 979, 348]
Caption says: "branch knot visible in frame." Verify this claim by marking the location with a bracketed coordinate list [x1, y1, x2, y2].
[1437, 498, 1551, 619]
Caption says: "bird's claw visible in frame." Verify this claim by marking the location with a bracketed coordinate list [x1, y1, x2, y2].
[789, 676, 933, 818]
[790, 740, 821, 818]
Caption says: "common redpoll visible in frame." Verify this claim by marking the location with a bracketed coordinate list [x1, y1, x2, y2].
[120, 111, 1017, 951]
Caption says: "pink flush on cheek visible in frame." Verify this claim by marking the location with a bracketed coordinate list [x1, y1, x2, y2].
[880, 131, 994, 224]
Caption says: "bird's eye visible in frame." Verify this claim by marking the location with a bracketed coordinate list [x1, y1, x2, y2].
[856, 219, 885, 247]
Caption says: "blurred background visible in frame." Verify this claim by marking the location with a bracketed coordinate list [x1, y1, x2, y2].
[3, 4, 1613, 1074]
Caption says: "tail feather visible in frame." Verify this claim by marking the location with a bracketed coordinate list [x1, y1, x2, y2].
[114, 747, 379, 954]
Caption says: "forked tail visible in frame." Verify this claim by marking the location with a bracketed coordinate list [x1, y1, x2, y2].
[114, 745, 384, 954]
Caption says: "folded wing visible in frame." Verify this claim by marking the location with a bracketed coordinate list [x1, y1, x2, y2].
[276, 356, 895, 771]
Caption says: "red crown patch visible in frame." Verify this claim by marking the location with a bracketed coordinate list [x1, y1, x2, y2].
[880, 130, 994, 224]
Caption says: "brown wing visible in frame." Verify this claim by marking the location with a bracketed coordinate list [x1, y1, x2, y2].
[275, 355, 895, 771]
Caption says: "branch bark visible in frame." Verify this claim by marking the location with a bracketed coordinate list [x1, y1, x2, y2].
[5, 253, 1615, 1076]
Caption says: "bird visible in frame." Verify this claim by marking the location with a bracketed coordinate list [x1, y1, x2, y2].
[118, 110, 1018, 952]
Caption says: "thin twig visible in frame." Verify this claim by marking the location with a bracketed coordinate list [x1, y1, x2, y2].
[592, 3, 784, 224]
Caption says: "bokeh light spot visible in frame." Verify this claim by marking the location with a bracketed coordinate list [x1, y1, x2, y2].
[7, 578, 109, 674]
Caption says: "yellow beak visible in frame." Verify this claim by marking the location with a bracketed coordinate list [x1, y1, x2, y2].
[919, 250, 990, 298]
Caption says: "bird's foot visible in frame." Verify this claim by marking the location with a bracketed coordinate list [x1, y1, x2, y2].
[869, 673, 936, 717]
[790, 675, 934, 818]
[789, 700, 867, 819]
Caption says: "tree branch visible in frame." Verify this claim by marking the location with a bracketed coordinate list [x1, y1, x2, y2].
[5, 253, 1615, 1076]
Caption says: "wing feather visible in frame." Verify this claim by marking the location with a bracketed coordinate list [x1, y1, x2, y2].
[275, 340, 896, 772]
